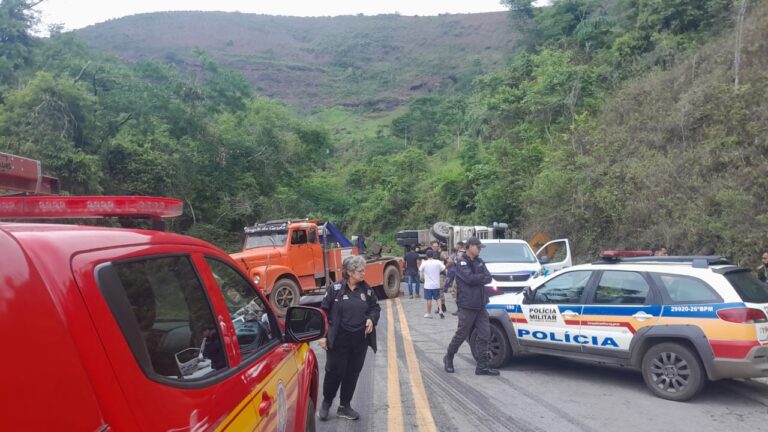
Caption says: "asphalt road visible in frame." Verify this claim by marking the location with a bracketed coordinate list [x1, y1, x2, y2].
[312, 286, 768, 431]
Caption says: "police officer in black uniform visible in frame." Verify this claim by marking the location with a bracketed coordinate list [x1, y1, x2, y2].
[443, 236, 499, 376]
[317, 255, 381, 421]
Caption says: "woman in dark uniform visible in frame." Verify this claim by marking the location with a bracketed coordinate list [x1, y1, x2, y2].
[317, 255, 381, 421]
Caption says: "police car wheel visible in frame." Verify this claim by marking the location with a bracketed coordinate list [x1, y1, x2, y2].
[305, 398, 316, 432]
[469, 324, 511, 368]
[641, 342, 705, 401]
[270, 279, 300, 316]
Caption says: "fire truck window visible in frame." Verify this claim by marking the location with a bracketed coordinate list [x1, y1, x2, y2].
[206, 258, 280, 360]
[309, 229, 317, 243]
[112, 256, 225, 380]
[291, 230, 308, 245]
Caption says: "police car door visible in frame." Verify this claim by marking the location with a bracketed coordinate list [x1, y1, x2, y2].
[519, 270, 595, 353]
[536, 239, 572, 275]
[580, 270, 660, 358]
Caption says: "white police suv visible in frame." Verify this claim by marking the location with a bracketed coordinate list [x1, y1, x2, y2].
[475, 251, 768, 401]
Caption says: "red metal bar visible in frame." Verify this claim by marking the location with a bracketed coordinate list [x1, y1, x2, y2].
[0, 152, 60, 195]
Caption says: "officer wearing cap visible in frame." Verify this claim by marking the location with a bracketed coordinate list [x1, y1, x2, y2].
[443, 236, 499, 376]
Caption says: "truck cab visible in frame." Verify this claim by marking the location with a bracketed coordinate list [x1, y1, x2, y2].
[232, 220, 402, 315]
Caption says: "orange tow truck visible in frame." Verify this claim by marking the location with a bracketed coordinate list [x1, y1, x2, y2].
[231, 220, 403, 314]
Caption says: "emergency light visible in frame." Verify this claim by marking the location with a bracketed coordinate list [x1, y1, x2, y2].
[600, 250, 654, 258]
[0, 196, 183, 219]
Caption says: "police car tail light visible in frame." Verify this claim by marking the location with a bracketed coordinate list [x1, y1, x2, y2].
[717, 308, 768, 324]
[0, 196, 183, 219]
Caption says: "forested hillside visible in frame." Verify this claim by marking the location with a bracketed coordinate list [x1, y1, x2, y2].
[77, 11, 519, 110]
[1, 0, 767, 267]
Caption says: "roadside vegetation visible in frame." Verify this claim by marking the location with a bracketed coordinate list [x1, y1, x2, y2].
[1, 0, 766, 264]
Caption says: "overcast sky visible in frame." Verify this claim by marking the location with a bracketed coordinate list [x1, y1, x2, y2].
[37, 1, 512, 31]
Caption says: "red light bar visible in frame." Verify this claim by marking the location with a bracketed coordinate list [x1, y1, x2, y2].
[0, 196, 183, 219]
[601, 250, 654, 258]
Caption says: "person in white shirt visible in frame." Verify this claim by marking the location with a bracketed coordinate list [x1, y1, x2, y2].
[419, 249, 446, 318]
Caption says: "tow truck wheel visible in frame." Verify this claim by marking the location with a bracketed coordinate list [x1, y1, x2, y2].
[270, 279, 300, 316]
[641, 342, 705, 401]
[382, 265, 401, 298]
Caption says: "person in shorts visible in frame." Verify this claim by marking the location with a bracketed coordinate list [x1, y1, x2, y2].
[419, 249, 445, 318]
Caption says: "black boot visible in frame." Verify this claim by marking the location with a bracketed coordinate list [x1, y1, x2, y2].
[443, 354, 455, 373]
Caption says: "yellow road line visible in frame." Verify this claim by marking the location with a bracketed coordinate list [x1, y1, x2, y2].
[387, 300, 404, 432]
[395, 297, 438, 432]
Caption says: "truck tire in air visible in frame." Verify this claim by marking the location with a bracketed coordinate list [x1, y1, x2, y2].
[382, 265, 401, 298]
[431, 222, 451, 242]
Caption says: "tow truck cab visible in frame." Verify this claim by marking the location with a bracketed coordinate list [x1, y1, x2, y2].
[231, 220, 402, 315]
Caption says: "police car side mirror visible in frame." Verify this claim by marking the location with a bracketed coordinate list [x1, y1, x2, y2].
[284, 306, 328, 343]
[538, 255, 550, 265]
[522, 286, 533, 304]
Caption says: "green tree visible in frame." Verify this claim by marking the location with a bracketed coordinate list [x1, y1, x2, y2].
[0, 72, 102, 193]
[0, 0, 41, 86]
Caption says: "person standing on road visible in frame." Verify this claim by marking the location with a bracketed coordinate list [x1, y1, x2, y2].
[317, 255, 381, 421]
[445, 241, 465, 316]
[419, 249, 446, 318]
[443, 236, 499, 376]
[404, 246, 421, 298]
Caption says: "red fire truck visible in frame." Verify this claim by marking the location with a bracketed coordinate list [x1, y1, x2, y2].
[232, 220, 403, 315]
[0, 152, 326, 431]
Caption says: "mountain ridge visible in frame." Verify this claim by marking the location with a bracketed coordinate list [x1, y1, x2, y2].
[76, 11, 521, 110]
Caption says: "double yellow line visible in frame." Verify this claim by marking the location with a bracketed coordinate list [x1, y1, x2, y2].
[386, 297, 438, 432]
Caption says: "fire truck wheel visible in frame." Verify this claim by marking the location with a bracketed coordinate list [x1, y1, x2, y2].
[270, 278, 300, 316]
[382, 265, 401, 299]
[305, 398, 316, 431]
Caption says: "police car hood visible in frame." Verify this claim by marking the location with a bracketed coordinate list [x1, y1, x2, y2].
[488, 292, 524, 305]
[485, 261, 541, 275]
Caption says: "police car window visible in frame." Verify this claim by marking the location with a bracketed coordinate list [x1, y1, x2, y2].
[724, 271, 768, 303]
[206, 258, 279, 359]
[593, 271, 649, 304]
[533, 271, 591, 304]
[112, 256, 225, 380]
[653, 274, 723, 304]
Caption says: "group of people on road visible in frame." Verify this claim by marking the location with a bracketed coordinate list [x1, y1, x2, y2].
[404, 240, 466, 316]
[315, 236, 498, 422]
[402, 236, 500, 376]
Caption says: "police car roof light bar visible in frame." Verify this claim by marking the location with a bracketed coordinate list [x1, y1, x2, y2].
[597, 252, 731, 267]
[0, 196, 183, 220]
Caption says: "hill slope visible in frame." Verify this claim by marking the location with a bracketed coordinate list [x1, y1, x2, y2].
[77, 11, 520, 110]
